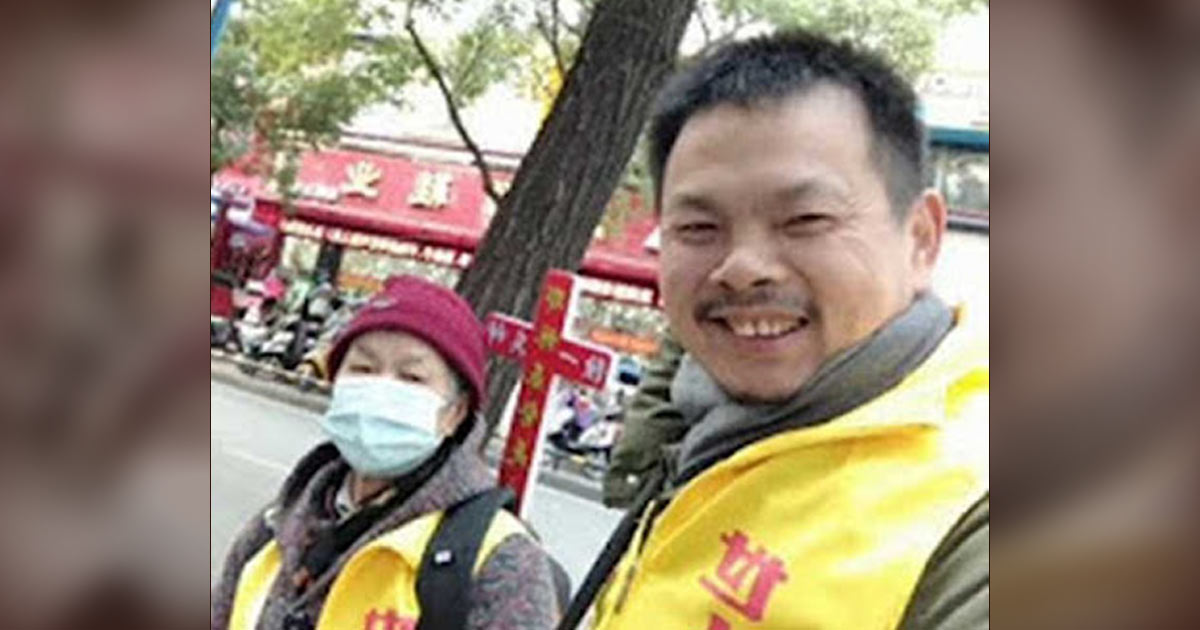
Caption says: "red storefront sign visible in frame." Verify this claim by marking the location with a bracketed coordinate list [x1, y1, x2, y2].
[212, 145, 661, 292]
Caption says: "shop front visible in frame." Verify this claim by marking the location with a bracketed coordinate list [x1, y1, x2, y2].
[211, 141, 666, 357]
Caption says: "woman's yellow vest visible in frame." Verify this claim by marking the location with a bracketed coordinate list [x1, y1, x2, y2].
[228, 508, 527, 630]
[592, 321, 989, 630]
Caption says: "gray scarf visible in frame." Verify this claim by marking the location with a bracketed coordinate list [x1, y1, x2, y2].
[670, 293, 954, 484]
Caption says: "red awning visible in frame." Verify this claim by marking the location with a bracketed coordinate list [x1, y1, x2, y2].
[213, 147, 660, 288]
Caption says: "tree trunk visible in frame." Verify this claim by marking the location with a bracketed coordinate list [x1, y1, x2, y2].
[456, 0, 696, 443]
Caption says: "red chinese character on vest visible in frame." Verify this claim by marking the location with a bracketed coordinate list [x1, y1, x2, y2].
[699, 531, 789, 622]
[364, 609, 416, 630]
[707, 613, 732, 630]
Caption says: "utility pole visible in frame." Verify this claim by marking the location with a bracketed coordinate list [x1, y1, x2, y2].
[211, 0, 234, 61]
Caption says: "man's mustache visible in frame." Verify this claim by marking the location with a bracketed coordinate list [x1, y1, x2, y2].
[694, 288, 814, 320]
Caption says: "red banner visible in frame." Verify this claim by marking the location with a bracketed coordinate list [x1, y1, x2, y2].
[486, 270, 614, 515]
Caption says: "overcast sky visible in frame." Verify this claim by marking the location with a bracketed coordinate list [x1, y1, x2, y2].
[345, 4, 991, 152]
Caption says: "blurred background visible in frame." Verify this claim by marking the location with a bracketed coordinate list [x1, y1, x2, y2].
[0, 1, 210, 628]
[0, 0, 1193, 628]
[991, 2, 1200, 628]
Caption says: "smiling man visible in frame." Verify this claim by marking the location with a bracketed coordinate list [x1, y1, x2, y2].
[568, 30, 988, 630]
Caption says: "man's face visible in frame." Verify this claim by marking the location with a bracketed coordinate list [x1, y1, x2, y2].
[658, 86, 943, 401]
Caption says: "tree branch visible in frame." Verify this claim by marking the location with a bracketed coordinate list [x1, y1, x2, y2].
[561, 19, 584, 39]
[551, 0, 562, 39]
[535, 9, 567, 77]
[695, 2, 713, 49]
[405, 16, 503, 207]
[550, 0, 567, 69]
[452, 30, 488, 95]
[693, 12, 750, 59]
[560, 0, 591, 39]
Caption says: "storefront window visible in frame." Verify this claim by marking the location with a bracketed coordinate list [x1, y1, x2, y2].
[338, 248, 461, 297]
[929, 146, 989, 212]
[280, 236, 321, 278]
[574, 295, 667, 342]
[287, 237, 668, 356]
[216, 229, 277, 287]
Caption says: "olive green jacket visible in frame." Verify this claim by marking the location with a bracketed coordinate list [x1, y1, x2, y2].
[602, 336, 688, 509]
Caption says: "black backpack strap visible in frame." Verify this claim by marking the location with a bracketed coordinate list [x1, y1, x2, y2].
[415, 487, 516, 630]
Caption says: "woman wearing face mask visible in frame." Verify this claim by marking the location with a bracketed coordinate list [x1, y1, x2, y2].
[212, 276, 562, 630]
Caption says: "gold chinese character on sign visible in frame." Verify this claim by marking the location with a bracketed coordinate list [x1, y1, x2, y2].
[545, 287, 566, 312]
[525, 362, 547, 392]
[509, 438, 529, 469]
[341, 161, 382, 199]
[520, 401, 539, 428]
[408, 171, 454, 209]
[537, 326, 560, 352]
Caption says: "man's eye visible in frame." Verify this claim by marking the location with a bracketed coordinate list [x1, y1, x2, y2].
[673, 223, 719, 240]
[347, 364, 373, 374]
[783, 214, 832, 233]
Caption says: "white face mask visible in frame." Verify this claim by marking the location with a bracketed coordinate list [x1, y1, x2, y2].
[319, 375, 449, 478]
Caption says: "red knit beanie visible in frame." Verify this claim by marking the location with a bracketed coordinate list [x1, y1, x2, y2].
[326, 276, 487, 411]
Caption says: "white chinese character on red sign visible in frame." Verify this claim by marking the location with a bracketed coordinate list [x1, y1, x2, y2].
[342, 161, 382, 199]
[487, 320, 508, 348]
[408, 171, 453, 209]
[511, 330, 528, 359]
[584, 356, 606, 386]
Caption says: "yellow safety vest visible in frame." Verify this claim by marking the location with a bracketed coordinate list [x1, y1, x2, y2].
[228, 508, 528, 630]
[592, 320, 988, 630]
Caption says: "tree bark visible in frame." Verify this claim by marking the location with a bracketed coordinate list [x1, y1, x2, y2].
[455, 0, 697, 443]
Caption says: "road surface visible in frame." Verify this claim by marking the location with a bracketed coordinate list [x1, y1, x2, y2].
[211, 380, 624, 590]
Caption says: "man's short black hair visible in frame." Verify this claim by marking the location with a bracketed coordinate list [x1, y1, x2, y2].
[649, 29, 926, 216]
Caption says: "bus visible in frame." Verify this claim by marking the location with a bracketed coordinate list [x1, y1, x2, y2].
[929, 126, 989, 232]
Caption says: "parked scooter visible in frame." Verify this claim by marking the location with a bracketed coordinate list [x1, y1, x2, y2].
[233, 304, 275, 374]
[251, 313, 323, 377]
[549, 406, 624, 465]
[210, 316, 240, 353]
[295, 299, 359, 391]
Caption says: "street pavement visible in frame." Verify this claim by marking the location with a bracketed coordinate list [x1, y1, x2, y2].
[211, 380, 624, 590]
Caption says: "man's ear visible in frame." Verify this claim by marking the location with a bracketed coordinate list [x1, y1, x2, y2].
[905, 189, 948, 292]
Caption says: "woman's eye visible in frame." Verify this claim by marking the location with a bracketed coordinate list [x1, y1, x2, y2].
[399, 372, 424, 383]
[347, 364, 373, 374]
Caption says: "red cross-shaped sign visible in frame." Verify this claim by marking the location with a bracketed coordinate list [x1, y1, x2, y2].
[485, 269, 613, 515]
